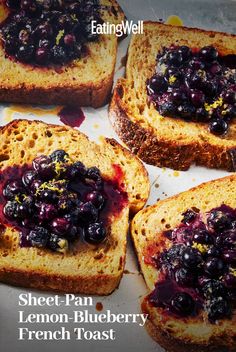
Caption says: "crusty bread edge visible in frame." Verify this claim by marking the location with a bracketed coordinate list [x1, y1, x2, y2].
[0, 266, 125, 295]
[110, 80, 236, 171]
[0, 72, 114, 108]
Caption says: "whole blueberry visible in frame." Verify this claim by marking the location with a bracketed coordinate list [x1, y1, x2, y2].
[204, 257, 225, 278]
[182, 247, 202, 269]
[190, 90, 205, 107]
[86, 167, 101, 182]
[16, 44, 35, 62]
[158, 101, 176, 116]
[202, 279, 228, 298]
[3, 201, 19, 220]
[207, 297, 231, 321]
[33, 155, 50, 171]
[51, 217, 71, 235]
[84, 222, 106, 244]
[147, 75, 168, 94]
[3, 180, 24, 200]
[199, 46, 218, 62]
[28, 226, 49, 248]
[50, 150, 69, 163]
[85, 191, 104, 209]
[177, 46, 192, 61]
[165, 50, 183, 66]
[22, 170, 38, 187]
[181, 209, 197, 225]
[175, 267, 195, 287]
[66, 161, 86, 179]
[170, 292, 194, 316]
[78, 202, 98, 223]
[207, 210, 233, 232]
[193, 229, 213, 244]
[38, 203, 57, 221]
[39, 189, 57, 203]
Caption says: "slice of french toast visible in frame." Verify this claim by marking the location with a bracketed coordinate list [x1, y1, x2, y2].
[0, 119, 149, 295]
[131, 175, 236, 351]
[0, 0, 125, 108]
[109, 22, 236, 171]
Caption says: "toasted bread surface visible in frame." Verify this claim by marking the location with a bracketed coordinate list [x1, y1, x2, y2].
[0, 119, 149, 294]
[0, 0, 125, 108]
[131, 175, 236, 351]
[109, 22, 236, 170]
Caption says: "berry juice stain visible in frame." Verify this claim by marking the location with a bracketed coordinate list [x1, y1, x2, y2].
[58, 106, 86, 128]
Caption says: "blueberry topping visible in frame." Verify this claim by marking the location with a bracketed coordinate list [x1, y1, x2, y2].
[147, 204, 236, 323]
[1, 0, 102, 67]
[147, 45, 236, 135]
[1, 150, 124, 254]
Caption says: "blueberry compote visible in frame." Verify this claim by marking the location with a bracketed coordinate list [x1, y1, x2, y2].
[0, 150, 127, 253]
[0, 0, 102, 66]
[147, 45, 236, 136]
[147, 205, 236, 323]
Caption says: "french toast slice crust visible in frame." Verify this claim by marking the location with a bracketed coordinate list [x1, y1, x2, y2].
[0, 119, 149, 294]
[131, 175, 236, 351]
[0, 0, 125, 108]
[109, 22, 236, 171]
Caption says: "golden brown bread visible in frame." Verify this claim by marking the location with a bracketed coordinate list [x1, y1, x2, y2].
[0, 0, 125, 108]
[131, 175, 236, 351]
[109, 22, 236, 171]
[0, 119, 150, 294]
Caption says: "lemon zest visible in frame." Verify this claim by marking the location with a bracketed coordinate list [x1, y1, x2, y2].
[204, 97, 223, 112]
[15, 195, 21, 204]
[169, 75, 177, 84]
[56, 30, 65, 45]
[192, 242, 209, 254]
[230, 267, 236, 277]
[71, 14, 78, 22]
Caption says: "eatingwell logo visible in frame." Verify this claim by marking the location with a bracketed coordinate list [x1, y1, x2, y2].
[91, 20, 144, 37]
